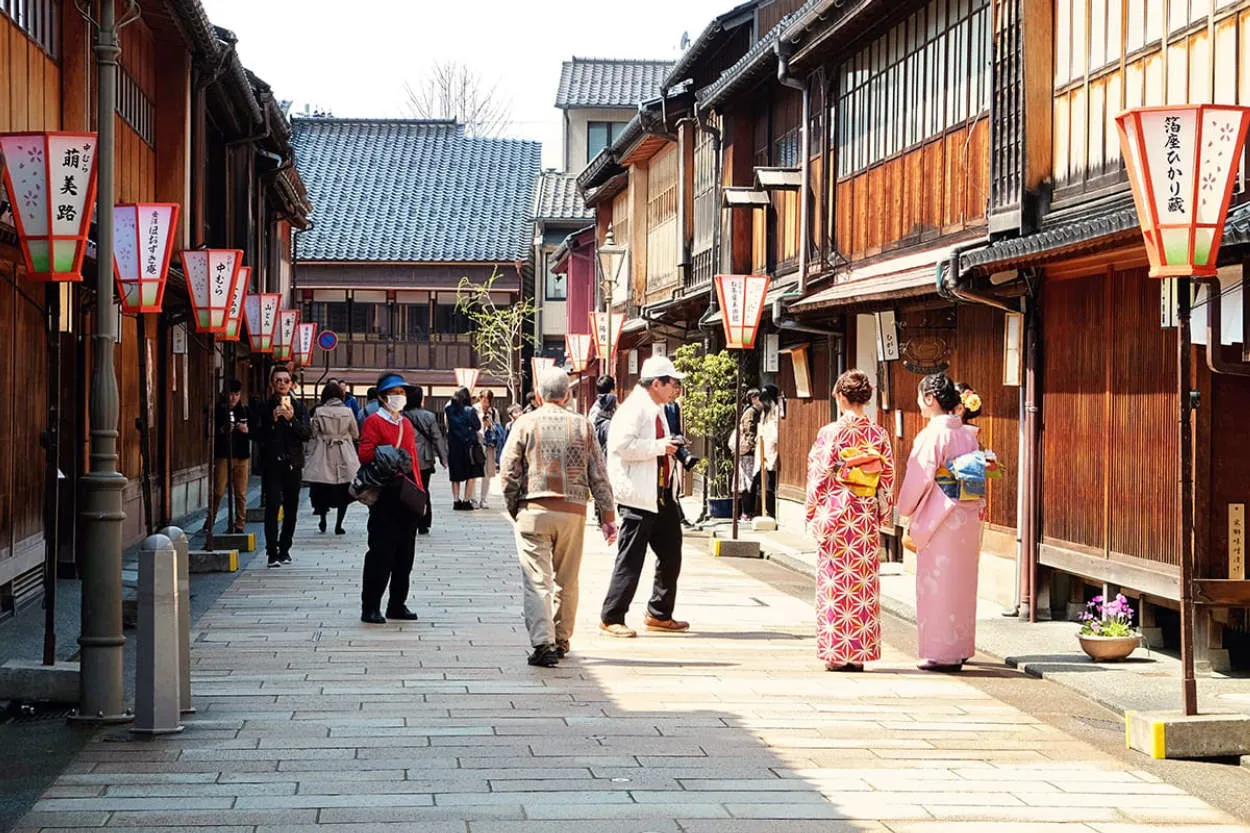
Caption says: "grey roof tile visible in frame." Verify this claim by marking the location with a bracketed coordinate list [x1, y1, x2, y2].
[535, 171, 593, 222]
[291, 118, 541, 263]
[555, 57, 675, 109]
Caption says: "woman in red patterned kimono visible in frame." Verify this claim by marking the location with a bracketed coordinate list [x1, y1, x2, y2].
[805, 370, 895, 671]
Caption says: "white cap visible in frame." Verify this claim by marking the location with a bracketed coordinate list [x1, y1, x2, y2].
[639, 355, 684, 380]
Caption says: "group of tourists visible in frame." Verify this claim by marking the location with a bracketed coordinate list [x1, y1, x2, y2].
[207, 357, 989, 675]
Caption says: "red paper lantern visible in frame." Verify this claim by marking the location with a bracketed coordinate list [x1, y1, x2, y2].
[294, 322, 318, 366]
[565, 334, 594, 372]
[113, 202, 179, 312]
[273, 309, 299, 362]
[0, 132, 99, 282]
[589, 311, 625, 360]
[244, 293, 281, 354]
[1117, 105, 1250, 278]
[454, 367, 480, 392]
[218, 266, 250, 342]
[531, 356, 556, 381]
[714, 274, 771, 349]
[179, 249, 244, 334]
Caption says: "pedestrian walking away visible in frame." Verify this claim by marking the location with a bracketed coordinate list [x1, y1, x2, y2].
[356, 386, 380, 427]
[586, 374, 615, 424]
[593, 392, 616, 455]
[496, 403, 523, 468]
[251, 365, 311, 567]
[358, 371, 426, 624]
[599, 355, 690, 638]
[474, 389, 501, 509]
[897, 372, 984, 672]
[206, 379, 251, 534]
[499, 368, 616, 667]
[305, 381, 360, 535]
[445, 386, 484, 510]
[805, 370, 895, 672]
[404, 384, 448, 535]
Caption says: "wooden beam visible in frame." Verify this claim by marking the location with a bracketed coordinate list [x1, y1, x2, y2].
[1192, 579, 1250, 606]
[1039, 542, 1181, 601]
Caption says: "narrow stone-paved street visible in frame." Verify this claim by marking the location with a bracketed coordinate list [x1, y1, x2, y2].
[15, 489, 1250, 832]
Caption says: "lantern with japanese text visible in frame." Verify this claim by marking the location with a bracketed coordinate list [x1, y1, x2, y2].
[113, 202, 179, 312]
[218, 266, 250, 342]
[565, 334, 593, 372]
[0, 132, 98, 282]
[294, 322, 318, 366]
[589, 311, 625, 361]
[273, 309, 299, 362]
[179, 249, 243, 333]
[454, 367, 480, 392]
[1116, 105, 1250, 278]
[244, 292, 281, 354]
[714, 274, 771, 349]
[531, 356, 556, 381]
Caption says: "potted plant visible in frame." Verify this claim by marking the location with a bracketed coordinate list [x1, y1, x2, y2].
[1077, 593, 1141, 662]
[672, 345, 738, 518]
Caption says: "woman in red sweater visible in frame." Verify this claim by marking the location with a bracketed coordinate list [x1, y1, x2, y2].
[358, 372, 425, 624]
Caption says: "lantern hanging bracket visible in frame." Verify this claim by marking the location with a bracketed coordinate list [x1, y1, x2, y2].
[73, 0, 141, 31]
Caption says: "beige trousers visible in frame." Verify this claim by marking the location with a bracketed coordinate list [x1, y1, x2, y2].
[513, 506, 585, 647]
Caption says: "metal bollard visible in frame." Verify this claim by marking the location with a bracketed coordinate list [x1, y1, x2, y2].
[132, 534, 183, 735]
[160, 525, 194, 715]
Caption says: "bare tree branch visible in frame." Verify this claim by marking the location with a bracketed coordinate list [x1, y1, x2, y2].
[455, 269, 534, 403]
[403, 61, 513, 137]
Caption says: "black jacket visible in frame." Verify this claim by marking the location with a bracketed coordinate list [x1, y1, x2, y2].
[214, 402, 252, 460]
[250, 395, 311, 471]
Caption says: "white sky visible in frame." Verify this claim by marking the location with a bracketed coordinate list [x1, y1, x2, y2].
[199, 0, 734, 170]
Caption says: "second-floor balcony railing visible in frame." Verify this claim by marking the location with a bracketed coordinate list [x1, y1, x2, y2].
[319, 335, 474, 372]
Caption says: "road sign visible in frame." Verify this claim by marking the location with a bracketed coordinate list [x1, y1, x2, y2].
[317, 329, 338, 351]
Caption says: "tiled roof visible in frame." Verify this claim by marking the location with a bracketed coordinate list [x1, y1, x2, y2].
[697, 1, 819, 109]
[535, 172, 593, 222]
[555, 58, 675, 109]
[291, 118, 541, 263]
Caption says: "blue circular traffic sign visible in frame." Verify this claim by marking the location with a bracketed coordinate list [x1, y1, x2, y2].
[317, 330, 338, 351]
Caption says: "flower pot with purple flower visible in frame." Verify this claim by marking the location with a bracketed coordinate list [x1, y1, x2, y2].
[1077, 594, 1141, 662]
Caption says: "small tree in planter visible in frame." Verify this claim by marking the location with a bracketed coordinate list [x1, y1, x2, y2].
[672, 344, 737, 517]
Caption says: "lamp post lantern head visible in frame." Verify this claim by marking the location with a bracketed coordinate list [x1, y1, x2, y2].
[273, 309, 300, 362]
[179, 249, 244, 334]
[218, 266, 250, 342]
[1116, 104, 1250, 278]
[565, 333, 593, 372]
[597, 223, 628, 303]
[714, 274, 772, 350]
[244, 292, 281, 354]
[0, 132, 99, 282]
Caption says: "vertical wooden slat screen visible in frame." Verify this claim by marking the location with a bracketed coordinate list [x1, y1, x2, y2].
[1042, 270, 1179, 567]
[777, 339, 832, 501]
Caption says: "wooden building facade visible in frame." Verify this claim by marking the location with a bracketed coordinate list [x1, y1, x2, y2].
[0, 0, 310, 617]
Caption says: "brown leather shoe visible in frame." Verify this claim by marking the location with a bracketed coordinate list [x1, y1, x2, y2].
[644, 615, 690, 633]
[599, 622, 637, 638]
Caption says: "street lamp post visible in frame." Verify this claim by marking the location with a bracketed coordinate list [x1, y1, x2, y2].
[76, 0, 142, 723]
[596, 224, 627, 380]
[1116, 104, 1250, 717]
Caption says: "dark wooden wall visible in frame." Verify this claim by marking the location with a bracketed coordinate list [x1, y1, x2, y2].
[777, 339, 832, 501]
[0, 12, 61, 132]
[835, 118, 990, 260]
[1041, 269, 1179, 568]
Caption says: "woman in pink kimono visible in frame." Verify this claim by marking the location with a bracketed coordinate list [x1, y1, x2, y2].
[897, 373, 984, 671]
[805, 370, 895, 672]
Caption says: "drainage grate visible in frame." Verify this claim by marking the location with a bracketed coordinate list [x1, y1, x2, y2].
[3, 704, 76, 725]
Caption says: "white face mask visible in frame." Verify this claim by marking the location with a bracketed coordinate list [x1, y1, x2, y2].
[386, 394, 407, 412]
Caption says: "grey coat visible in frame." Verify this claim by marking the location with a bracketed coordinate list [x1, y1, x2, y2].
[404, 407, 448, 471]
[304, 401, 360, 484]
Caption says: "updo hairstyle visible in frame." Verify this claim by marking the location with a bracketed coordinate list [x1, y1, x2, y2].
[833, 370, 874, 405]
[919, 373, 961, 413]
[955, 382, 982, 423]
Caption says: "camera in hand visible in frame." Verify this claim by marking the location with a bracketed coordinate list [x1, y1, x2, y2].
[672, 437, 700, 469]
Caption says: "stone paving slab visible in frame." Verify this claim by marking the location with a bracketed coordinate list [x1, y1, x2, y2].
[14, 488, 1250, 831]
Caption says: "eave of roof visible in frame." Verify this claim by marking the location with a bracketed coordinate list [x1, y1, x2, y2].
[662, 0, 758, 90]
[696, 2, 819, 110]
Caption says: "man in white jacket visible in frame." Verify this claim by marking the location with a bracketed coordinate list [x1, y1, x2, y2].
[599, 356, 690, 638]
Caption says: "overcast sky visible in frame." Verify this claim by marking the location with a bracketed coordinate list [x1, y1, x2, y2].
[199, 0, 733, 170]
